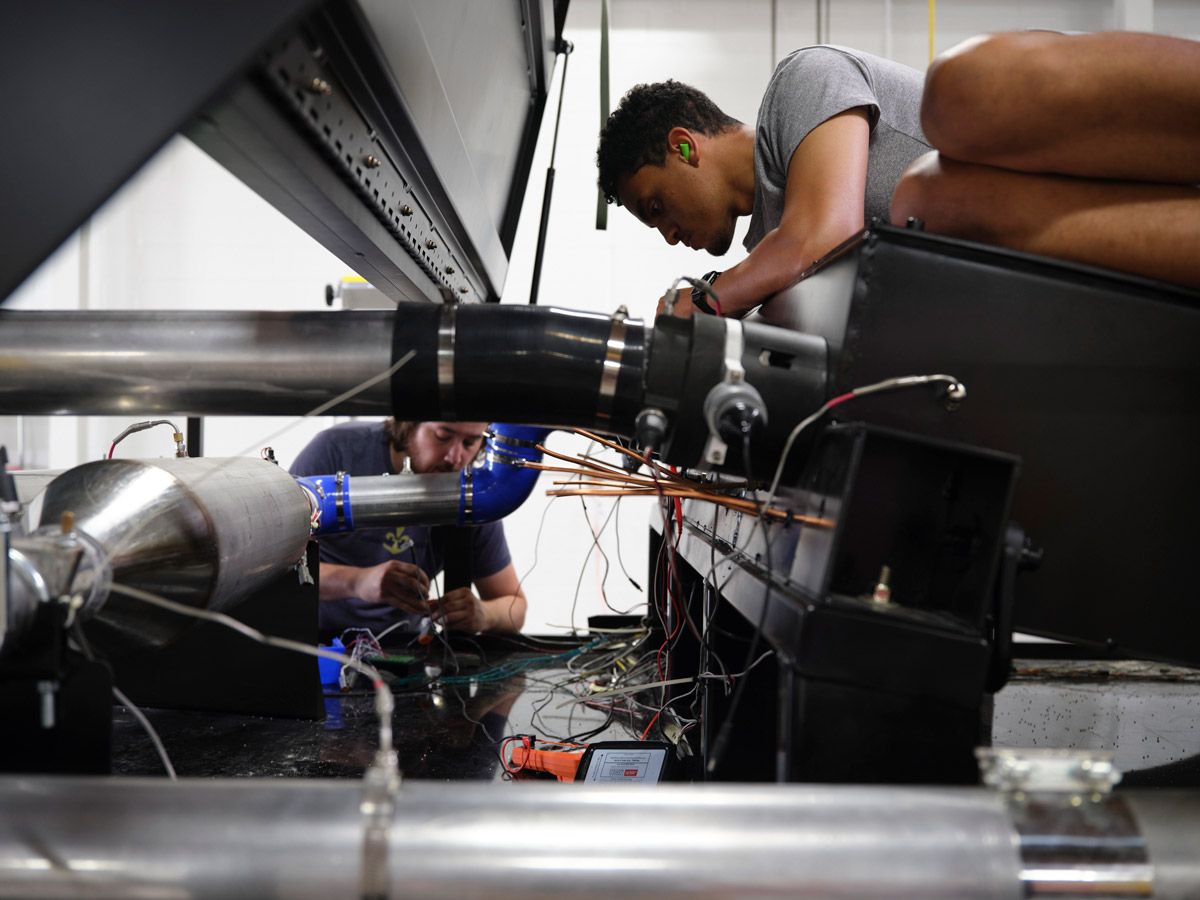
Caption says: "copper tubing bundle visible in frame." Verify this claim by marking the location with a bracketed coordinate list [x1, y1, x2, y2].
[531, 430, 832, 528]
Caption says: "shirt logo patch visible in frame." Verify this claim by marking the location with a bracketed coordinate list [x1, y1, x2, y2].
[383, 527, 413, 556]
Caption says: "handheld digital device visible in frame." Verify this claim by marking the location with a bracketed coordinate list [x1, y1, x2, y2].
[574, 741, 671, 784]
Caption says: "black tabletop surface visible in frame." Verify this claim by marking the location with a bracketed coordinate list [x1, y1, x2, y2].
[111, 634, 640, 781]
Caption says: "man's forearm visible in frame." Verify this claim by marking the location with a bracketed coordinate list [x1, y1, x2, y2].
[712, 226, 843, 316]
[481, 593, 527, 632]
[317, 562, 361, 602]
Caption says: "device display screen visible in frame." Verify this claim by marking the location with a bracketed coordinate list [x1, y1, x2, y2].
[576, 742, 669, 783]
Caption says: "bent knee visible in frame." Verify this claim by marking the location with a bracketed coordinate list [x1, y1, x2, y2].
[889, 152, 943, 227]
[890, 152, 1013, 244]
[923, 31, 1063, 161]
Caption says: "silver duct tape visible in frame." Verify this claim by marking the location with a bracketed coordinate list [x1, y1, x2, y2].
[437, 305, 457, 418]
[595, 314, 627, 422]
[1012, 794, 1152, 897]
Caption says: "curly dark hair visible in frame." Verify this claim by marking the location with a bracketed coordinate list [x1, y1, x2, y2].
[385, 418, 416, 454]
[597, 80, 742, 205]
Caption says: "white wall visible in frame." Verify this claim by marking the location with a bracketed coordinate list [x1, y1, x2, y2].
[5, 1, 1198, 632]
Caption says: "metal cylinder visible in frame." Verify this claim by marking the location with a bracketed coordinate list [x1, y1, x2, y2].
[0, 310, 396, 415]
[5, 780, 1198, 898]
[347, 472, 463, 528]
[35, 457, 312, 652]
[0, 777, 1034, 899]
[0, 306, 830, 473]
[379, 302, 649, 433]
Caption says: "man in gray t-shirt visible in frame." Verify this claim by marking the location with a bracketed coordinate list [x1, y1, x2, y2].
[597, 45, 929, 318]
[748, 46, 928, 249]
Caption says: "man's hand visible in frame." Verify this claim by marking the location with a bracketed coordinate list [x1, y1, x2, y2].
[430, 586, 489, 632]
[351, 560, 430, 614]
[656, 290, 697, 318]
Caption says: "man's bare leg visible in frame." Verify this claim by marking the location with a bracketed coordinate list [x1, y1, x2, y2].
[891, 152, 1200, 288]
[921, 31, 1200, 183]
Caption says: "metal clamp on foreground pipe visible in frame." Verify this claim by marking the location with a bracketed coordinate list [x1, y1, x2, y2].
[297, 423, 550, 534]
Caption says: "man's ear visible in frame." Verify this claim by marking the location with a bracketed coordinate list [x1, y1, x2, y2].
[667, 126, 697, 164]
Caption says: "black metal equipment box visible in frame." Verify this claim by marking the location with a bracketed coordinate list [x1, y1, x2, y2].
[664, 423, 1020, 784]
[764, 224, 1200, 667]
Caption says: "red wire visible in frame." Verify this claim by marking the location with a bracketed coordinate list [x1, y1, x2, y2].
[640, 710, 662, 741]
[500, 736, 528, 775]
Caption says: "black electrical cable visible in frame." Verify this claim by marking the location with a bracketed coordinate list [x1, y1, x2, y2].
[706, 432, 775, 776]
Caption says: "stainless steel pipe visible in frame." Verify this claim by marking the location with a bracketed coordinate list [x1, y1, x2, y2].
[5, 777, 1200, 899]
[347, 472, 463, 527]
[0, 310, 396, 416]
[0, 778, 1029, 899]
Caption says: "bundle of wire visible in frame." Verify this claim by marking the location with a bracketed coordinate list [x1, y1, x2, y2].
[531, 429, 831, 527]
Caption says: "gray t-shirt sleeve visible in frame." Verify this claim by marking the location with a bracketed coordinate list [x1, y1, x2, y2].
[758, 47, 880, 184]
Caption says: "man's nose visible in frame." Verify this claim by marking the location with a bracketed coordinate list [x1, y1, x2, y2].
[446, 444, 469, 469]
[660, 222, 680, 245]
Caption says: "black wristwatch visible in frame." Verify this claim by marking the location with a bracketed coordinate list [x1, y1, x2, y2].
[690, 270, 722, 315]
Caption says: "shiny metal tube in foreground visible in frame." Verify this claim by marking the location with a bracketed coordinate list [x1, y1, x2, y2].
[0, 778, 1033, 899]
[10, 778, 1198, 898]
[0, 310, 396, 416]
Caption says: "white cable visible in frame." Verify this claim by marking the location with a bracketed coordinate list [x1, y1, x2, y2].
[112, 685, 177, 780]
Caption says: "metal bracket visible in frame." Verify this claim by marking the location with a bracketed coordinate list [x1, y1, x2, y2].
[701, 319, 746, 467]
[977, 747, 1122, 796]
[976, 748, 1153, 897]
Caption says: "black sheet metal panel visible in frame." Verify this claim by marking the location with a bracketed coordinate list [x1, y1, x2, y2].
[763, 225, 1200, 666]
[0, 0, 313, 304]
[189, 0, 559, 304]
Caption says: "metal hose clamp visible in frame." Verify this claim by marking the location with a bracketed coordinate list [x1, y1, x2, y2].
[334, 471, 346, 528]
[461, 468, 474, 523]
[437, 303, 457, 418]
[360, 748, 400, 900]
[596, 307, 629, 423]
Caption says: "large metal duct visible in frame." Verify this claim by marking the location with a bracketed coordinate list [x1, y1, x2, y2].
[0, 304, 832, 473]
[1, 777, 1198, 899]
[26, 457, 312, 652]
